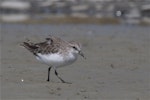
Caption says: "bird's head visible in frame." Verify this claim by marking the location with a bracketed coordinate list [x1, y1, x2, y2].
[69, 41, 86, 59]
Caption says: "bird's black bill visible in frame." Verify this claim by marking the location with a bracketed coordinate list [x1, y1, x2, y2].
[79, 51, 86, 59]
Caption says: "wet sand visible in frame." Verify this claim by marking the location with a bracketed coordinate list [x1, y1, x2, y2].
[1, 24, 150, 100]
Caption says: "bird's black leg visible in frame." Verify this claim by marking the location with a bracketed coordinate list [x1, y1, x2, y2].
[54, 69, 71, 84]
[47, 66, 52, 82]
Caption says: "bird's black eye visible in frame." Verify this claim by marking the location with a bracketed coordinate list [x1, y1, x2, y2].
[72, 46, 77, 50]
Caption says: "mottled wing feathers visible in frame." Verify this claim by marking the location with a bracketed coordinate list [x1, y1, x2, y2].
[36, 41, 59, 54]
[21, 36, 64, 55]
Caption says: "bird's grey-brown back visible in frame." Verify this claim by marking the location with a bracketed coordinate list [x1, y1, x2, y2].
[21, 36, 74, 55]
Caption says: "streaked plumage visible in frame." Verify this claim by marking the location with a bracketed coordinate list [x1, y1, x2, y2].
[21, 35, 85, 83]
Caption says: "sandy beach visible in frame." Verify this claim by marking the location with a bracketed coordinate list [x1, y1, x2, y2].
[1, 24, 150, 100]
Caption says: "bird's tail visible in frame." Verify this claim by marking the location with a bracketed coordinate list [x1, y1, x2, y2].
[20, 41, 38, 54]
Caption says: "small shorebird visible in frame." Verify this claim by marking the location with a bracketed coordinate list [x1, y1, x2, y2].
[21, 35, 85, 83]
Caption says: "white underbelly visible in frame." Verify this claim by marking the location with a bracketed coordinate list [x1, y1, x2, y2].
[36, 53, 77, 68]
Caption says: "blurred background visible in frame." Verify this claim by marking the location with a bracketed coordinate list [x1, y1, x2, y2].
[1, 0, 150, 100]
[0, 0, 150, 25]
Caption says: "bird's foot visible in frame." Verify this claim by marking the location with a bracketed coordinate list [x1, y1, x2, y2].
[47, 79, 50, 82]
[61, 80, 72, 84]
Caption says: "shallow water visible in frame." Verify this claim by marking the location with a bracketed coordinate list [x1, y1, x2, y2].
[1, 23, 150, 35]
